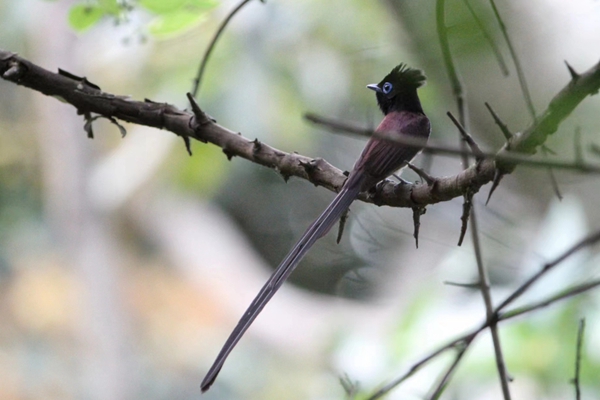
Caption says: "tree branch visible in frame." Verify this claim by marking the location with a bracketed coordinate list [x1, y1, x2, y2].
[2, 49, 600, 210]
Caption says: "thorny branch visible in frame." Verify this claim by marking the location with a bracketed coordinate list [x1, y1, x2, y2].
[1, 49, 600, 211]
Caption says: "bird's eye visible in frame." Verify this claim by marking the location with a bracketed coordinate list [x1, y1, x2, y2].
[382, 82, 393, 94]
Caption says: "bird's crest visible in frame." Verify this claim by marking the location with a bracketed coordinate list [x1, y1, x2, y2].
[382, 63, 426, 88]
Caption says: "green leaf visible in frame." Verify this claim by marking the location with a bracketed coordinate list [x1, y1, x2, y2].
[68, 4, 104, 32]
[140, 0, 218, 15]
[148, 9, 207, 37]
[139, 0, 188, 14]
[98, 0, 121, 14]
[186, 0, 219, 10]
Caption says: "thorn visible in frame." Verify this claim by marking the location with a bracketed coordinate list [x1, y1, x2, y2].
[447, 112, 484, 161]
[565, 60, 580, 81]
[83, 112, 95, 139]
[299, 158, 321, 175]
[0, 51, 16, 61]
[223, 148, 234, 161]
[206, 112, 217, 123]
[280, 171, 290, 182]
[187, 92, 201, 116]
[58, 68, 101, 90]
[486, 169, 504, 205]
[457, 192, 473, 246]
[484, 102, 513, 141]
[252, 138, 262, 156]
[2, 62, 23, 80]
[406, 162, 435, 185]
[299, 159, 322, 186]
[182, 136, 192, 156]
[337, 209, 349, 244]
[412, 206, 426, 248]
[186, 92, 212, 126]
[443, 280, 481, 289]
[108, 116, 127, 138]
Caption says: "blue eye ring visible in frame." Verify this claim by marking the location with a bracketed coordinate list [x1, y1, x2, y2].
[382, 82, 393, 94]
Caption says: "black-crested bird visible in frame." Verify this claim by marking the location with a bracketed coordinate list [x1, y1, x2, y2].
[201, 64, 430, 392]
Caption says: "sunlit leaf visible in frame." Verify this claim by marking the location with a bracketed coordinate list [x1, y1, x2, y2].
[68, 4, 104, 32]
[148, 9, 208, 37]
[139, 0, 187, 14]
[140, 0, 217, 15]
[98, 0, 121, 14]
[187, 0, 218, 10]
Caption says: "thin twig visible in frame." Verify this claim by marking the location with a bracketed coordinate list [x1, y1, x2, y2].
[367, 333, 479, 400]
[439, 0, 513, 396]
[374, 277, 600, 400]
[436, 0, 465, 126]
[190, 0, 261, 98]
[573, 318, 585, 400]
[470, 207, 512, 400]
[496, 230, 600, 312]
[306, 113, 600, 174]
[447, 111, 484, 160]
[368, 232, 600, 399]
[428, 339, 474, 400]
[574, 127, 583, 166]
[489, 0, 537, 121]
[484, 102, 513, 141]
[463, 0, 509, 76]
[340, 373, 360, 399]
[542, 146, 563, 201]
[500, 279, 600, 321]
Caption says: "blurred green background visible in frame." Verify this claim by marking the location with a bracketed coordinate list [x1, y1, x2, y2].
[1, 0, 600, 399]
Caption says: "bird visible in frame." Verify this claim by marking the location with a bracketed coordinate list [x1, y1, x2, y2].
[201, 63, 431, 392]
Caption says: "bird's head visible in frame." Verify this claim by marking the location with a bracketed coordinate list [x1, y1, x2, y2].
[367, 63, 426, 114]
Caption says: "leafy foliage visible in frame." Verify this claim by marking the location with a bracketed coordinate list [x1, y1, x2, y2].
[67, 0, 218, 35]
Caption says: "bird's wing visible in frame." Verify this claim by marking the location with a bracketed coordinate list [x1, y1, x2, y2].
[354, 112, 430, 182]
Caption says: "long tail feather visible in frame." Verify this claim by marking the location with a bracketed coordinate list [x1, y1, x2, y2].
[200, 174, 364, 392]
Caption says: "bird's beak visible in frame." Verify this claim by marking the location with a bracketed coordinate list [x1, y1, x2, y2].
[366, 84, 382, 93]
